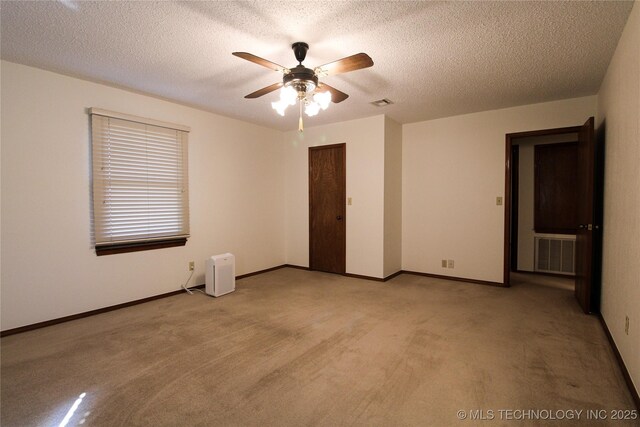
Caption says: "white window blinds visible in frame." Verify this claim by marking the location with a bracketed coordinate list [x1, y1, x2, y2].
[91, 109, 190, 250]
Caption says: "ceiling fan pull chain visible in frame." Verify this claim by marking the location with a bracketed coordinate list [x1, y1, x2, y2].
[299, 101, 304, 132]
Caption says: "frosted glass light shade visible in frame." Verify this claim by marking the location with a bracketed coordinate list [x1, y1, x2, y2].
[271, 100, 287, 116]
[313, 91, 331, 110]
[305, 101, 320, 117]
[280, 86, 297, 106]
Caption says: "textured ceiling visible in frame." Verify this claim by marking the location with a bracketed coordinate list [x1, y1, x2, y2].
[0, 1, 634, 131]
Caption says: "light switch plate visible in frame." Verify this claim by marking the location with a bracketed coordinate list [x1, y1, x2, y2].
[496, 197, 503, 206]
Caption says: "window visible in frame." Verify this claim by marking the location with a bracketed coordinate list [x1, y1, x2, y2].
[90, 108, 190, 255]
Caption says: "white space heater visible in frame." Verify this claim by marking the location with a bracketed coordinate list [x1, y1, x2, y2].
[205, 253, 236, 297]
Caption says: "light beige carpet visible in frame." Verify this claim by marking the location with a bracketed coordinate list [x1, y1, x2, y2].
[1, 269, 637, 426]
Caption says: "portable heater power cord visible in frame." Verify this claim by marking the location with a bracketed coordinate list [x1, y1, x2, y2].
[181, 269, 205, 295]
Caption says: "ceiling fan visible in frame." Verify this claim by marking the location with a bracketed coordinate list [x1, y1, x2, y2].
[233, 42, 373, 131]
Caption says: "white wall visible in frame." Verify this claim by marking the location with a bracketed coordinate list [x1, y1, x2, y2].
[0, 61, 286, 331]
[383, 117, 402, 277]
[284, 115, 386, 278]
[518, 143, 535, 271]
[596, 2, 639, 396]
[402, 96, 596, 283]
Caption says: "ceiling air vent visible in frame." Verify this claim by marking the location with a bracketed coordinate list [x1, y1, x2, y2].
[371, 98, 393, 107]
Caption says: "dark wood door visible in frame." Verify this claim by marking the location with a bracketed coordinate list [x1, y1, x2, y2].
[534, 142, 578, 234]
[309, 144, 346, 274]
[575, 117, 603, 313]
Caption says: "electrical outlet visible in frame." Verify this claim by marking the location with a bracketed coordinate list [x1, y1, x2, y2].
[625, 316, 629, 335]
[447, 260, 454, 268]
[189, 261, 195, 271]
[442, 260, 447, 268]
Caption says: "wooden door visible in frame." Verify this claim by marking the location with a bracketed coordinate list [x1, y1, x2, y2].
[575, 117, 603, 313]
[309, 144, 346, 274]
[534, 142, 579, 234]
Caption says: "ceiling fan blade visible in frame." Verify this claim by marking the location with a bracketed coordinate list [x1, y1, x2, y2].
[245, 82, 283, 99]
[232, 52, 289, 73]
[317, 83, 349, 103]
[314, 53, 373, 76]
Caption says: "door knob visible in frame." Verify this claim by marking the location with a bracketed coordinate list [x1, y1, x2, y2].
[336, 215, 343, 220]
[578, 224, 585, 229]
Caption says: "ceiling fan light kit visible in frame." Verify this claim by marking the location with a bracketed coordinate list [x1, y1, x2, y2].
[233, 42, 373, 132]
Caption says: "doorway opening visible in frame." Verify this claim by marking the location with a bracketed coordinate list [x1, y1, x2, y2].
[508, 130, 579, 279]
[505, 125, 580, 286]
[504, 118, 602, 314]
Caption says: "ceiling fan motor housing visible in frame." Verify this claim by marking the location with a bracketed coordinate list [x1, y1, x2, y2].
[283, 65, 318, 94]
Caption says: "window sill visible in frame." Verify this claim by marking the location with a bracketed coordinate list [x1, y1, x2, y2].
[96, 238, 187, 256]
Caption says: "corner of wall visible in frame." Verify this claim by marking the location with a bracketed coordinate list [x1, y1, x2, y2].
[383, 116, 403, 277]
